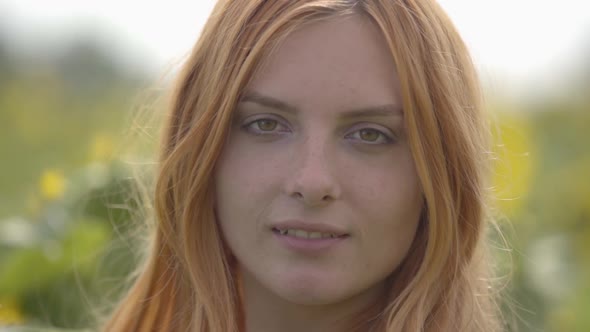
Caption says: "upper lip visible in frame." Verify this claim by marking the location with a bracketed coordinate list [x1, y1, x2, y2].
[271, 220, 349, 236]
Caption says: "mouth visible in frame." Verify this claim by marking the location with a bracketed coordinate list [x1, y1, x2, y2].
[271, 227, 349, 239]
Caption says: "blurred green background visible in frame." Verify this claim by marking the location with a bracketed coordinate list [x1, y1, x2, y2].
[0, 2, 589, 331]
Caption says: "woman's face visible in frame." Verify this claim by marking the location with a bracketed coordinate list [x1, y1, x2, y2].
[214, 14, 423, 307]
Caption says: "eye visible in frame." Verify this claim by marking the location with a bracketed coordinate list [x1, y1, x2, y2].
[242, 117, 290, 135]
[346, 127, 394, 144]
[254, 119, 277, 131]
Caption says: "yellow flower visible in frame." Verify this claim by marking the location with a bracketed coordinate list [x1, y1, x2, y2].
[0, 297, 24, 325]
[40, 169, 66, 200]
[491, 112, 535, 218]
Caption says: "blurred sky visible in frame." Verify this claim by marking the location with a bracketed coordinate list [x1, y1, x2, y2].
[1, 0, 588, 98]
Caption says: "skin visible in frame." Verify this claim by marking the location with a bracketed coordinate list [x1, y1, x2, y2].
[214, 14, 423, 332]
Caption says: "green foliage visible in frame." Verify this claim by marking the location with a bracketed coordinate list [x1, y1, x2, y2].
[0, 219, 110, 296]
[0, 36, 146, 329]
[0, 162, 142, 328]
[495, 105, 590, 332]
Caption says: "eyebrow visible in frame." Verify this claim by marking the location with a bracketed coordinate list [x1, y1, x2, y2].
[239, 91, 403, 119]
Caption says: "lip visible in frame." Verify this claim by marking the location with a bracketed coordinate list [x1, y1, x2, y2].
[272, 231, 347, 252]
[270, 220, 349, 237]
[270, 220, 349, 253]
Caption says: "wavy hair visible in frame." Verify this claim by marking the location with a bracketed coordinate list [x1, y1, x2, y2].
[103, 0, 503, 331]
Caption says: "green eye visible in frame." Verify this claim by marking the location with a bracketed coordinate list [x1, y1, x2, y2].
[359, 128, 381, 142]
[345, 126, 394, 145]
[256, 119, 278, 131]
[241, 117, 289, 136]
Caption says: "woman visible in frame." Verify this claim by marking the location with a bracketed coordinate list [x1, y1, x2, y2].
[103, 0, 503, 331]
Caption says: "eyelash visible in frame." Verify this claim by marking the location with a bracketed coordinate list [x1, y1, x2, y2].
[344, 128, 395, 145]
[241, 117, 396, 145]
[242, 118, 291, 136]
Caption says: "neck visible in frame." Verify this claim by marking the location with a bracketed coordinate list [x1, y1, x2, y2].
[240, 271, 386, 332]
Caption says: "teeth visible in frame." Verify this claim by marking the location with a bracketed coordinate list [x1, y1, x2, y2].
[308, 232, 322, 239]
[278, 228, 338, 239]
[294, 230, 307, 238]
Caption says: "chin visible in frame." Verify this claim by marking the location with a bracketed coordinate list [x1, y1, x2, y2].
[271, 278, 352, 306]
[278, 289, 346, 306]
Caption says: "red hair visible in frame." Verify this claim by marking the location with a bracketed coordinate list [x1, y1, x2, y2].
[103, 1, 502, 331]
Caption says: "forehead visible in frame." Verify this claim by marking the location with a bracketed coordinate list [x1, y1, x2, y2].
[247, 14, 402, 112]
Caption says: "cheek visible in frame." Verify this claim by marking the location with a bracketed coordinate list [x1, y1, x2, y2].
[214, 140, 285, 231]
[348, 153, 423, 265]
[349, 149, 422, 213]
[217, 137, 288, 186]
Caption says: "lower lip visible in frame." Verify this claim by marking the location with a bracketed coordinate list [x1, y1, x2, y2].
[272, 230, 348, 253]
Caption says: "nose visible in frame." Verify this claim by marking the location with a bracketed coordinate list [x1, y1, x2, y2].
[284, 139, 341, 207]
